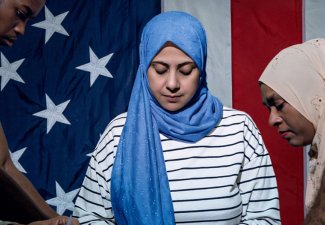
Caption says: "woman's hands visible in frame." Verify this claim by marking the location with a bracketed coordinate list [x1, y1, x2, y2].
[28, 216, 79, 225]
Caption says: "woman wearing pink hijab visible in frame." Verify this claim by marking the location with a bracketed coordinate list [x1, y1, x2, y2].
[259, 38, 325, 224]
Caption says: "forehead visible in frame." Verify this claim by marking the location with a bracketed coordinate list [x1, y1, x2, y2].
[14, 0, 45, 16]
[153, 45, 193, 62]
[260, 83, 282, 100]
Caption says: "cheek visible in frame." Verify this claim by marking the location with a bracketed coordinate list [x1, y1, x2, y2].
[301, 120, 316, 144]
[288, 113, 315, 143]
[147, 72, 163, 94]
[188, 74, 200, 95]
[0, 13, 15, 34]
[191, 82, 199, 96]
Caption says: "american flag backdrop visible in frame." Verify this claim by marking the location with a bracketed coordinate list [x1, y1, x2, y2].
[163, 0, 325, 225]
[0, 0, 160, 216]
[1, 0, 325, 224]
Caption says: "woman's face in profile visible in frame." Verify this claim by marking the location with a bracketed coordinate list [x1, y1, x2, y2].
[260, 83, 315, 147]
[0, 0, 45, 47]
[147, 44, 200, 112]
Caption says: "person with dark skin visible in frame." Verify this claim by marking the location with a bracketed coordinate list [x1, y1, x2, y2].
[0, 0, 79, 224]
[0, 0, 44, 46]
[259, 38, 325, 225]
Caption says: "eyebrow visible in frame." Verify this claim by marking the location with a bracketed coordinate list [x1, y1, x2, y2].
[263, 94, 285, 107]
[263, 98, 274, 107]
[151, 61, 168, 67]
[151, 61, 196, 69]
[177, 61, 196, 69]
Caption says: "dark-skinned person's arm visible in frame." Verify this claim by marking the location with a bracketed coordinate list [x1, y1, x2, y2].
[0, 124, 58, 223]
[304, 167, 325, 225]
[27, 216, 80, 225]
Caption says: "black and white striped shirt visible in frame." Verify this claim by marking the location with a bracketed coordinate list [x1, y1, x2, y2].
[73, 107, 281, 225]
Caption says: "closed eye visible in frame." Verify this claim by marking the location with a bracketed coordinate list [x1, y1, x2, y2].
[275, 101, 286, 111]
[16, 9, 29, 21]
[263, 98, 287, 112]
[150, 62, 168, 75]
[179, 63, 197, 76]
[16, 6, 33, 22]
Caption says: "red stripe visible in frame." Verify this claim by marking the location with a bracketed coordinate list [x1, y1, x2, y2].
[231, 0, 304, 224]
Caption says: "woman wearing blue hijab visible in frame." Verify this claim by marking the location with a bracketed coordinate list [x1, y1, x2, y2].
[73, 11, 281, 225]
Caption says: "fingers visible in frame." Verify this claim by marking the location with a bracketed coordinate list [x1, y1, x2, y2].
[27, 216, 78, 225]
[71, 218, 80, 225]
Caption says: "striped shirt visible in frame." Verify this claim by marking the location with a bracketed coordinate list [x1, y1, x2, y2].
[73, 107, 281, 224]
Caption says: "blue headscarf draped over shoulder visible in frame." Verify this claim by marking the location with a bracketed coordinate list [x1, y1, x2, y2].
[111, 11, 223, 225]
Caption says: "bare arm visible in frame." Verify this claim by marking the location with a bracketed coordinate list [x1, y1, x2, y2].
[28, 216, 80, 225]
[304, 167, 325, 225]
[0, 124, 58, 222]
[0, 123, 10, 167]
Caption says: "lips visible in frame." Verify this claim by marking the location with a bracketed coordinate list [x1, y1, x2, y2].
[0, 36, 16, 47]
[164, 95, 181, 103]
[279, 130, 292, 139]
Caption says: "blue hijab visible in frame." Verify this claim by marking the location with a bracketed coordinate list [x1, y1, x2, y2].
[111, 11, 223, 225]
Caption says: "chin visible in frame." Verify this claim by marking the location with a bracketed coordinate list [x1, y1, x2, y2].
[165, 107, 181, 112]
[162, 104, 183, 112]
[287, 139, 305, 147]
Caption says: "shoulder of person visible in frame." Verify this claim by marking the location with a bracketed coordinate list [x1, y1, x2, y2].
[221, 106, 258, 126]
[222, 106, 250, 118]
[110, 112, 127, 125]
[101, 112, 127, 135]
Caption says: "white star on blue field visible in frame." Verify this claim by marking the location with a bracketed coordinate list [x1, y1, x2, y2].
[32, 6, 69, 44]
[76, 47, 114, 87]
[46, 181, 80, 215]
[33, 94, 71, 133]
[0, 53, 25, 91]
[9, 147, 27, 173]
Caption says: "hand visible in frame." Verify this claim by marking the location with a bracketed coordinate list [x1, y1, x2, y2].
[28, 216, 79, 225]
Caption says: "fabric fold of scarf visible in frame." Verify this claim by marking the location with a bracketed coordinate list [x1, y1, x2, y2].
[111, 11, 223, 225]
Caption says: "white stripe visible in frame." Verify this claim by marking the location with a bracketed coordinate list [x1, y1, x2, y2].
[162, 0, 232, 107]
[304, 0, 325, 41]
[74, 110, 281, 224]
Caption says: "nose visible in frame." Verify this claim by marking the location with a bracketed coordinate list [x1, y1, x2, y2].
[166, 70, 180, 92]
[268, 107, 282, 127]
[14, 21, 27, 35]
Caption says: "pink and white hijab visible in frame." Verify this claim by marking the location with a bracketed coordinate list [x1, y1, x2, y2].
[259, 38, 325, 210]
